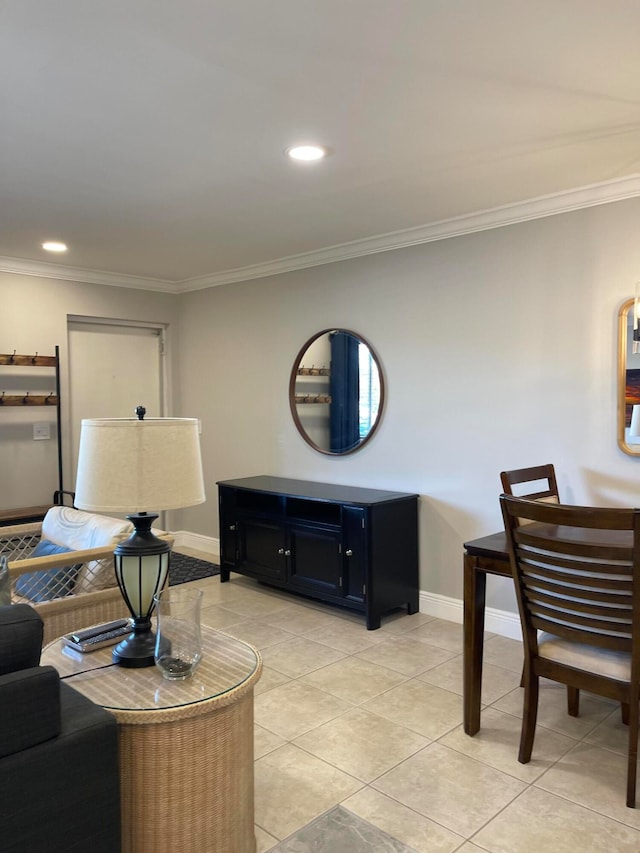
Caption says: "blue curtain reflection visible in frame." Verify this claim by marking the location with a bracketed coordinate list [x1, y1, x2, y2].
[329, 331, 360, 452]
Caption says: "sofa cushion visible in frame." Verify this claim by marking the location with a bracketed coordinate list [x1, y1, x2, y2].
[0, 678, 121, 853]
[15, 540, 82, 602]
[0, 604, 43, 673]
[42, 506, 133, 593]
[0, 666, 60, 758]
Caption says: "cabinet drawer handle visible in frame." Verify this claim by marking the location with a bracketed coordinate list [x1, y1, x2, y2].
[345, 549, 353, 557]
[277, 548, 285, 555]
[229, 524, 236, 531]
[284, 549, 291, 556]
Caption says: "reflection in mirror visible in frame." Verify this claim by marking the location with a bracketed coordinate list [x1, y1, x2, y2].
[618, 298, 640, 455]
[289, 329, 384, 455]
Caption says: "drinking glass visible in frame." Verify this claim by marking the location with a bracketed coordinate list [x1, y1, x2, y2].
[153, 587, 203, 679]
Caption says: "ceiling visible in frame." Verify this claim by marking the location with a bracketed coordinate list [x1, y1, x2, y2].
[2, 0, 640, 292]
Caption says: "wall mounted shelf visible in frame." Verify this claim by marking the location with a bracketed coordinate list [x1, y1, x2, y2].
[0, 353, 58, 367]
[297, 366, 331, 376]
[0, 346, 64, 524]
[0, 393, 58, 406]
[294, 394, 331, 404]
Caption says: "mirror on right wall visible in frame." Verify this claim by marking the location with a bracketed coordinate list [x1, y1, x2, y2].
[618, 297, 640, 455]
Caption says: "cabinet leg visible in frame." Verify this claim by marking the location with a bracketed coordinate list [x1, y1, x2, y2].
[366, 614, 381, 630]
[220, 567, 230, 583]
[407, 598, 419, 615]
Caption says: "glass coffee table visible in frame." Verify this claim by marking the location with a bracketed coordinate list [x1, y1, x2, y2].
[42, 624, 262, 853]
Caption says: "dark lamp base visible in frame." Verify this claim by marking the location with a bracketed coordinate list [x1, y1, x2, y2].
[112, 630, 158, 668]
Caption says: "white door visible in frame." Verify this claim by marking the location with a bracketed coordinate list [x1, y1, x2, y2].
[67, 321, 164, 490]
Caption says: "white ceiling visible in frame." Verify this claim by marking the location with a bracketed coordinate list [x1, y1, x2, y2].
[2, 0, 640, 291]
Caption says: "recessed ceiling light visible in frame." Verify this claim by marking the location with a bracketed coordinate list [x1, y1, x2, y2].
[286, 144, 327, 162]
[42, 241, 68, 253]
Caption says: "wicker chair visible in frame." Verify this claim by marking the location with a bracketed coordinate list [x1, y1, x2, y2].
[2, 506, 172, 645]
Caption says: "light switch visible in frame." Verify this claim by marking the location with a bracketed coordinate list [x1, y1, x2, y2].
[33, 423, 51, 440]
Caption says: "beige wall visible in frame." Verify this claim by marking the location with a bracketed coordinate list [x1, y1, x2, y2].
[174, 197, 640, 615]
[0, 273, 177, 506]
[4, 197, 640, 618]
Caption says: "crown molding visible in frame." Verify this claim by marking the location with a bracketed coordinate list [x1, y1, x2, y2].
[2, 174, 640, 294]
[0, 255, 176, 292]
[177, 174, 640, 291]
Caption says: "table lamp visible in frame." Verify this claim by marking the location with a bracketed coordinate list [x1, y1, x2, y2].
[74, 407, 206, 667]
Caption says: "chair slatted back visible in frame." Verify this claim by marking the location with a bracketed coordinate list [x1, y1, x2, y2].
[500, 464, 559, 502]
[500, 496, 640, 656]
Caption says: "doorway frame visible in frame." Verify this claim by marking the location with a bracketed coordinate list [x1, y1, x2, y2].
[65, 314, 171, 499]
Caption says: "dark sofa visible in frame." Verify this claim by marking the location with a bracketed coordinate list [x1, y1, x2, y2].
[0, 604, 121, 852]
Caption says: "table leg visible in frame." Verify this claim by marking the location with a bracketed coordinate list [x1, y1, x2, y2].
[463, 552, 486, 736]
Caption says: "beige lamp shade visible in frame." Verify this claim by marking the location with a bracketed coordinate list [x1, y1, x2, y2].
[75, 418, 206, 512]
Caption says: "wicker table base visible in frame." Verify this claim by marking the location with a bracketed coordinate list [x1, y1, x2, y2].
[43, 625, 262, 853]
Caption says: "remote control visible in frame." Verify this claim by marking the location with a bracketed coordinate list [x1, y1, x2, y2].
[70, 619, 130, 644]
[63, 622, 132, 653]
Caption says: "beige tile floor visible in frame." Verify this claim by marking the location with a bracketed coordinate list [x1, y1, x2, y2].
[181, 554, 640, 852]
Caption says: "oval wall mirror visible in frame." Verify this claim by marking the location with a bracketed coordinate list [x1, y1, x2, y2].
[289, 329, 385, 455]
[618, 297, 640, 456]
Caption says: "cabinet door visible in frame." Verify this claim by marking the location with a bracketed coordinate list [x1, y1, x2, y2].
[287, 523, 342, 597]
[343, 507, 367, 602]
[218, 488, 238, 567]
[237, 518, 286, 581]
[220, 519, 238, 566]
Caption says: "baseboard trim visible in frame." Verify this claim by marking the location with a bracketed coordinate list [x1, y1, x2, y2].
[170, 533, 521, 640]
[419, 590, 522, 640]
[172, 530, 220, 561]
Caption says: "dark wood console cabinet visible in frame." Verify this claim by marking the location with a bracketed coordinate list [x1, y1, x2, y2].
[217, 476, 419, 629]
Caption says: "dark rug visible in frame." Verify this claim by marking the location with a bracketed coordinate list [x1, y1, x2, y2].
[169, 552, 220, 586]
[268, 806, 418, 852]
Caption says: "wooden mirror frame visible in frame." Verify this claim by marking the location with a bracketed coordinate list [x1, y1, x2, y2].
[618, 297, 640, 456]
[289, 328, 385, 456]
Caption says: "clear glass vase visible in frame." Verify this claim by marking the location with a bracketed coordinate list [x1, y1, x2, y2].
[153, 587, 203, 679]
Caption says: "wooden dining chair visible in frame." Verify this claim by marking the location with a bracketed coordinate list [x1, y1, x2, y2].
[501, 465, 628, 722]
[501, 464, 568, 697]
[500, 463, 559, 503]
[500, 495, 640, 807]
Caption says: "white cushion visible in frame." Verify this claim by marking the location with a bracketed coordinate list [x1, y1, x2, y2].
[42, 506, 133, 593]
[538, 631, 631, 681]
[43, 506, 132, 550]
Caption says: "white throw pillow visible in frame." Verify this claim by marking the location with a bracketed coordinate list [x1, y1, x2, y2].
[42, 506, 133, 593]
